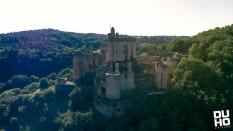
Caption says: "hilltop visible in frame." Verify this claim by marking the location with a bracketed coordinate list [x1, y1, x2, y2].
[0, 29, 107, 49]
[0, 29, 184, 82]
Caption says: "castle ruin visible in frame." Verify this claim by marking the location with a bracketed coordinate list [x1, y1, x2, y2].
[94, 27, 136, 118]
[72, 27, 182, 119]
[153, 53, 181, 89]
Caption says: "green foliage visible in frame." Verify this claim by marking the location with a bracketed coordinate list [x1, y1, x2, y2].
[167, 39, 193, 53]
[47, 73, 57, 80]
[157, 44, 168, 51]
[58, 68, 72, 78]
[165, 25, 233, 129]
[29, 75, 39, 83]
[172, 58, 222, 92]
[207, 40, 233, 84]
[24, 82, 39, 90]
[137, 36, 189, 45]
[39, 78, 49, 88]
[121, 25, 233, 131]
[188, 43, 208, 61]
[136, 43, 157, 56]
[0, 29, 107, 82]
[41, 87, 56, 98]
[7, 75, 29, 89]
[115, 91, 210, 131]
[55, 110, 92, 131]
[69, 87, 81, 111]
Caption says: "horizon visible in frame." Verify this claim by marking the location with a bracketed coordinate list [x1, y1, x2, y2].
[0, 27, 192, 36]
[1, 0, 233, 36]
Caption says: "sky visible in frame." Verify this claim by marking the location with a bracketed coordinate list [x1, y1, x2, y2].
[0, 0, 233, 36]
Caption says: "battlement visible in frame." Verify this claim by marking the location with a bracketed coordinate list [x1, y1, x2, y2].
[108, 27, 136, 42]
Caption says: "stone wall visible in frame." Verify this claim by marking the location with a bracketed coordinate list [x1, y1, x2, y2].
[154, 54, 179, 89]
[73, 52, 102, 82]
[108, 41, 136, 63]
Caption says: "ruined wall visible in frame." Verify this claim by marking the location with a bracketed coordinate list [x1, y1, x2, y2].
[105, 72, 121, 100]
[154, 55, 178, 89]
[108, 41, 136, 63]
[73, 52, 102, 82]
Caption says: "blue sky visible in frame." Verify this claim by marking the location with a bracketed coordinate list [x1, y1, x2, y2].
[0, 0, 233, 36]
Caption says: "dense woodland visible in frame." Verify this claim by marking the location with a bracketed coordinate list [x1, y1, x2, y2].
[0, 29, 106, 82]
[0, 25, 233, 130]
[0, 29, 180, 82]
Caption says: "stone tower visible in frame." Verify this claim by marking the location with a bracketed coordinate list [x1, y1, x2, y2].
[107, 27, 136, 63]
[94, 27, 136, 118]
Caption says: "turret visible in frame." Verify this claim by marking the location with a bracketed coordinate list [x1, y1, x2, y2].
[111, 27, 115, 36]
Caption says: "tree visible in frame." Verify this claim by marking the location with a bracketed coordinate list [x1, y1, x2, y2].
[69, 87, 82, 111]
[157, 44, 167, 51]
[172, 58, 223, 93]
[7, 75, 29, 89]
[58, 68, 72, 78]
[207, 40, 233, 86]
[188, 43, 208, 61]
[55, 110, 92, 131]
[167, 39, 192, 53]
[39, 78, 49, 89]
[29, 75, 39, 83]
[24, 82, 39, 90]
[47, 73, 57, 80]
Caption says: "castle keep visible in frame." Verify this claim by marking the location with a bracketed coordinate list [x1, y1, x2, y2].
[94, 27, 136, 118]
[107, 27, 136, 62]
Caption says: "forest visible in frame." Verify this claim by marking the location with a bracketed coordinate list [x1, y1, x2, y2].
[0, 25, 233, 130]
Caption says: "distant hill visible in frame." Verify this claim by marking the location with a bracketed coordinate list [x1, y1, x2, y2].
[137, 35, 189, 44]
[0, 29, 110, 82]
[0, 29, 188, 49]
[0, 29, 107, 49]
